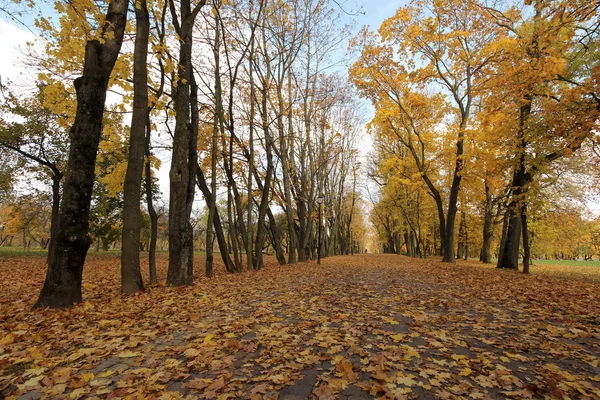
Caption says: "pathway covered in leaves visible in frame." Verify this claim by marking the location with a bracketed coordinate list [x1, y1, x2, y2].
[1, 254, 600, 399]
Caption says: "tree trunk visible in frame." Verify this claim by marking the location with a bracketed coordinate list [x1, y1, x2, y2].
[196, 167, 235, 272]
[254, 80, 275, 270]
[522, 204, 530, 274]
[481, 179, 494, 263]
[33, 0, 128, 309]
[206, 10, 221, 278]
[46, 171, 62, 266]
[246, 37, 255, 271]
[497, 97, 531, 270]
[167, 0, 202, 285]
[442, 136, 463, 263]
[497, 206, 521, 269]
[266, 207, 286, 265]
[276, 86, 297, 264]
[121, 0, 149, 294]
[145, 119, 158, 284]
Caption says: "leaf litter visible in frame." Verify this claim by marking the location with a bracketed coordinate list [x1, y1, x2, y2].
[0, 253, 599, 399]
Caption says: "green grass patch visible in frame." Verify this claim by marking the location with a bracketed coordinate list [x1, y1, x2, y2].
[0, 247, 48, 257]
[0, 247, 217, 257]
[529, 259, 600, 267]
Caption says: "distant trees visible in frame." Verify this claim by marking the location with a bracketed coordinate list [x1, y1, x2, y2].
[0, 84, 68, 259]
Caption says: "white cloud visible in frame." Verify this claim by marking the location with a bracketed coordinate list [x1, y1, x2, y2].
[0, 19, 37, 88]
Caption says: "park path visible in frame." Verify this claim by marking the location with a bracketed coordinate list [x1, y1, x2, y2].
[3, 254, 600, 399]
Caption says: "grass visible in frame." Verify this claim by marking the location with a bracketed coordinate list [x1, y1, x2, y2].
[528, 259, 600, 267]
[0, 247, 218, 257]
[0, 247, 48, 257]
[454, 257, 600, 282]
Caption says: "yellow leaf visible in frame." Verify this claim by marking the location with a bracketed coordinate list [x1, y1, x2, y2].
[0, 334, 15, 345]
[80, 372, 95, 382]
[184, 348, 201, 358]
[119, 350, 140, 358]
[17, 375, 44, 390]
[396, 374, 417, 387]
[187, 378, 211, 390]
[98, 370, 115, 378]
[390, 333, 405, 342]
[46, 383, 67, 396]
[203, 334, 215, 345]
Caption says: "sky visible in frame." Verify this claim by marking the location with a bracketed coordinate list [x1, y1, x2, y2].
[0, 19, 37, 86]
[0, 0, 404, 204]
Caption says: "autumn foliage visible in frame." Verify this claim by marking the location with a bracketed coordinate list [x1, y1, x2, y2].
[2, 254, 600, 398]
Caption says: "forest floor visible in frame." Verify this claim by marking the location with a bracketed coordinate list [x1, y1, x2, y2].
[1, 253, 599, 399]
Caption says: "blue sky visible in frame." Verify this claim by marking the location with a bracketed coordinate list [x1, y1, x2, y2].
[346, 0, 402, 30]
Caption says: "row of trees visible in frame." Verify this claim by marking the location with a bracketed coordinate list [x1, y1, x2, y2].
[368, 168, 600, 261]
[353, 0, 600, 270]
[0, 0, 369, 307]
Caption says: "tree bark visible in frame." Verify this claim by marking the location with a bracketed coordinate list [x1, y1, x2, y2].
[145, 119, 158, 284]
[498, 206, 521, 269]
[34, 0, 129, 308]
[442, 134, 464, 263]
[121, 0, 149, 294]
[167, 0, 204, 285]
[254, 68, 275, 270]
[205, 9, 221, 278]
[497, 100, 530, 270]
[246, 35, 255, 271]
[47, 171, 62, 266]
[522, 204, 530, 273]
[481, 179, 494, 263]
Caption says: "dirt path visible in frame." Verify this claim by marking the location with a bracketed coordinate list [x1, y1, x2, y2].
[2, 254, 600, 399]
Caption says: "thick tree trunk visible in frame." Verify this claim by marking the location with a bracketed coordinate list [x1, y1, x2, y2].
[497, 100, 530, 270]
[33, 0, 128, 309]
[404, 231, 411, 257]
[498, 206, 521, 269]
[167, 0, 201, 285]
[121, 0, 149, 294]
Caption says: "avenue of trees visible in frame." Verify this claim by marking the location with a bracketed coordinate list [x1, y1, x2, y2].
[352, 0, 600, 270]
[0, 0, 368, 307]
[0, 0, 598, 309]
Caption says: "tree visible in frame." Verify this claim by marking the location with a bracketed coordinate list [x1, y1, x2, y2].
[0, 84, 68, 260]
[121, 0, 151, 294]
[166, 0, 207, 285]
[34, 0, 129, 308]
[351, 0, 501, 263]
[0, 194, 53, 249]
[481, 0, 600, 272]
